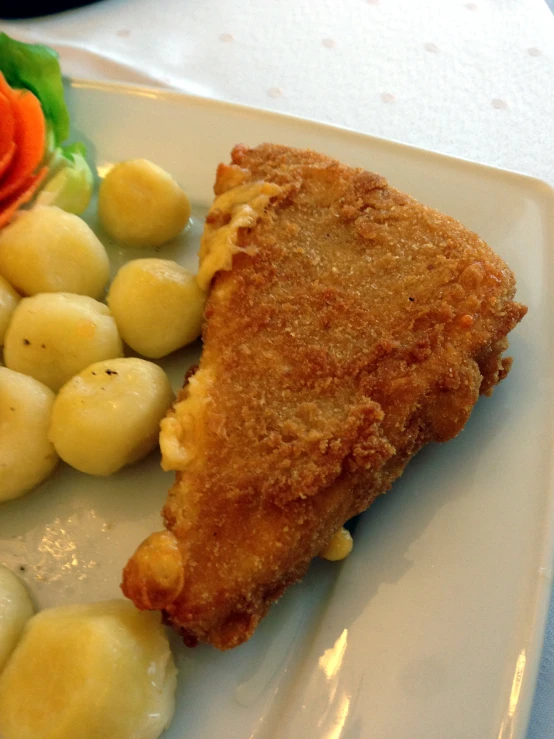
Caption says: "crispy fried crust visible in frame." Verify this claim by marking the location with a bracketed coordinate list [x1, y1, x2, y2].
[122, 144, 527, 649]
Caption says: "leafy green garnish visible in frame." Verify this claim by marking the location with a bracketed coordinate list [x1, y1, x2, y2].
[0, 32, 69, 146]
[0, 33, 94, 213]
[37, 147, 93, 215]
[0, 33, 95, 216]
[61, 141, 87, 161]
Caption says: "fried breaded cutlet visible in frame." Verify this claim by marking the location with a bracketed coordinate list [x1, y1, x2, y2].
[122, 143, 527, 650]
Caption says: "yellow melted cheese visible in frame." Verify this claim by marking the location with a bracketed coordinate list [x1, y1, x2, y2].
[159, 369, 213, 472]
[161, 181, 281, 471]
[320, 528, 353, 561]
[196, 181, 282, 290]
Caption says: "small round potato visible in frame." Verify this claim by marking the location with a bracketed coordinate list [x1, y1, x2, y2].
[0, 600, 177, 739]
[107, 259, 206, 358]
[0, 566, 34, 673]
[49, 357, 173, 476]
[0, 206, 110, 299]
[0, 275, 19, 346]
[4, 293, 123, 392]
[0, 368, 58, 502]
[99, 159, 191, 248]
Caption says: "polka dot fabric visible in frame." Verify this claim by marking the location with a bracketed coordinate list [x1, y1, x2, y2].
[1, 1, 554, 738]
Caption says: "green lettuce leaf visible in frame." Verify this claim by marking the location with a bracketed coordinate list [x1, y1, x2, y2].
[61, 141, 87, 161]
[37, 146, 93, 215]
[0, 32, 69, 146]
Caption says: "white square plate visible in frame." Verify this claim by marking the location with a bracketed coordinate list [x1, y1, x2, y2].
[1, 80, 553, 739]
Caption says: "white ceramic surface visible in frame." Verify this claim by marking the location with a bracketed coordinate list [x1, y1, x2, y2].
[0, 81, 553, 739]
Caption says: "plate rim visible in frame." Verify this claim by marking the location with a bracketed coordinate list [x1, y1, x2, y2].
[68, 77, 554, 210]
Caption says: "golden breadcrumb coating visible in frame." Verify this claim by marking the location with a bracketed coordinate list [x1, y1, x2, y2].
[122, 144, 526, 649]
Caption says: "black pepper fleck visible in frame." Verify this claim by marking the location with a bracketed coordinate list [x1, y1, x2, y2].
[105, 369, 118, 375]
[408, 297, 415, 302]
[23, 338, 30, 345]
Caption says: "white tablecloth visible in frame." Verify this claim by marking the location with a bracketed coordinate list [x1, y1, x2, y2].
[2, 1, 554, 736]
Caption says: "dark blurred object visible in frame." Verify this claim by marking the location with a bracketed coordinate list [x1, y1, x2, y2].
[0, 0, 104, 19]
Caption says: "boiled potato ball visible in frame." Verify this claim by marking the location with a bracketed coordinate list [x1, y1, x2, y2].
[99, 159, 191, 247]
[49, 357, 173, 476]
[0, 600, 177, 739]
[0, 566, 34, 674]
[108, 258, 206, 358]
[0, 368, 58, 502]
[0, 206, 109, 299]
[4, 293, 123, 392]
[0, 274, 19, 346]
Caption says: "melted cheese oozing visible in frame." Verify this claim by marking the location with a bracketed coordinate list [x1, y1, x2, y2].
[196, 181, 281, 290]
[160, 181, 281, 470]
[159, 369, 213, 472]
[320, 528, 353, 561]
